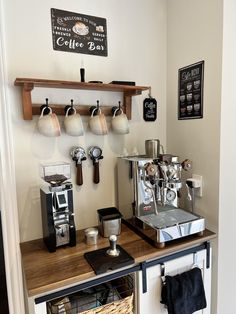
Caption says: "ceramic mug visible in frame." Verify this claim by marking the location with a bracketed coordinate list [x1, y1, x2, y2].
[37, 107, 61, 137]
[111, 108, 129, 134]
[89, 108, 108, 135]
[64, 107, 84, 136]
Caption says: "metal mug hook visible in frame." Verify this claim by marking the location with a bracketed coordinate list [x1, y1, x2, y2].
[111, 100, 122, 115]
[40, 98, 51, 115]
[64, 99, 75, 116]
[89, 100, 100, 116]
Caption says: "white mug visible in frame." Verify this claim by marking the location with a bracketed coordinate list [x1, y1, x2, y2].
[111, 108, 129, 134]
[64, 107, 84, 136]
[89, 108, 108, 135]
[37, 107, 61, 137]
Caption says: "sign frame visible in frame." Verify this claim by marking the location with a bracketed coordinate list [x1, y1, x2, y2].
[51, 8, 108, 57]
[178, 61, 204, 120]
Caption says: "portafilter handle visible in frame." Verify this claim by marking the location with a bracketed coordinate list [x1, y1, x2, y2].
[88, 146, 103, 184]
[70, 146, 86, 186]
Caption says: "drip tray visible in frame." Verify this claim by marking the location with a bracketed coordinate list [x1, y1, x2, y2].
[137, 207, 205, 244]
[84, 245, 134, 275]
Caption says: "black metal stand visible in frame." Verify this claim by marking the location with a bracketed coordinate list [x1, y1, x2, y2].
[35, 241, 211, 304]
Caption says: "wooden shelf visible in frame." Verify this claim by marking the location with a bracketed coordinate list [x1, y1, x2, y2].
[14, 78, 150, 120]
[20, 224, 216, 296]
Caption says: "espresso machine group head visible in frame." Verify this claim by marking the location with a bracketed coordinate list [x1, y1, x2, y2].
[40, 162, 76, 252]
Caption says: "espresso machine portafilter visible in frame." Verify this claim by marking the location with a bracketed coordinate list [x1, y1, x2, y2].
[40, 162, 76, 252]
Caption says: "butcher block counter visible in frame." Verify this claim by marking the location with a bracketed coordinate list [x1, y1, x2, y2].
[20, 223, 216, 298]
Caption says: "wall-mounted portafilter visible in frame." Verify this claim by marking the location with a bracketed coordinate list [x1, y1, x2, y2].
[88, 146, 103, 184]
[70, 146, 86, 186]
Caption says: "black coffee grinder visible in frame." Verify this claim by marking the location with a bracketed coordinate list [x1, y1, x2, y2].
[40, 162, 76, 252]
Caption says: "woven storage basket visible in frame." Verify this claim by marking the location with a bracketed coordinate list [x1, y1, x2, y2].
[80, 293, 133, 314]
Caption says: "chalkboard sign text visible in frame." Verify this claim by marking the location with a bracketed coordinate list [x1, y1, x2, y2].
[51, 8, 108, 57]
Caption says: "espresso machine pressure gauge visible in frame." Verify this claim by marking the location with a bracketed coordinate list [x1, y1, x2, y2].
[166, 189, 177, 203]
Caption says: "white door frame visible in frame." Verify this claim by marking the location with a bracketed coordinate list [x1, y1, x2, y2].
[0, 0, 25, 313]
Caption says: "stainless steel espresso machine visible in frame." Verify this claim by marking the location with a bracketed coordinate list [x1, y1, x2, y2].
[117, 149, 205, 247]
[40, 162, 76, 252]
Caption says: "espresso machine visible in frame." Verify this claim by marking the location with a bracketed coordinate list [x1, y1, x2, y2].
[117, 151, 205, 247]
[40, 162, 76, 252]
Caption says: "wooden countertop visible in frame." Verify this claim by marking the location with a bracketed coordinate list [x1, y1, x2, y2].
[20, 224, 216, 297]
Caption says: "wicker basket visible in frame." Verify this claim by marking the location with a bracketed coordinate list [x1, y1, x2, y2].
[47, 275, 134, 314]
[80, 293, 133, 314]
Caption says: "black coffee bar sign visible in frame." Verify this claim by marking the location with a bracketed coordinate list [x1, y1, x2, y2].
[178, 61, 204, 120]
[51, 8, 108, 56]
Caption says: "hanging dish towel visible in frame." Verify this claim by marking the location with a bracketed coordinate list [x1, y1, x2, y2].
[161, 267, 207, 314]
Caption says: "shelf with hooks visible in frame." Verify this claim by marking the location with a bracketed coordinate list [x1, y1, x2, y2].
[14, 78, 150, 120]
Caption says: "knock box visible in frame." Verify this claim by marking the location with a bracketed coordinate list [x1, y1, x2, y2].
[97, 207, 122, 237]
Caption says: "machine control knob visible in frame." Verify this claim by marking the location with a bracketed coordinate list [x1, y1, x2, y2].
[145, 163, 157, 176]
[181, 159, 192, 171]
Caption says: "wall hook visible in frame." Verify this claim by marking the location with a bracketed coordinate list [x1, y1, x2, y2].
[148, 87, 152, 98]
[89, 100, 100, 115]
[193, 252, 198, 267]
[111, 100, 122, 115]
[161, 263, 165, 277]
[64, 99, 75, 115]
[96, 100, 100, 110]
[40, 98, 51, 115]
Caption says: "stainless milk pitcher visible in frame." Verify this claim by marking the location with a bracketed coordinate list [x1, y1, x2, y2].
[145, 139, 160, 158]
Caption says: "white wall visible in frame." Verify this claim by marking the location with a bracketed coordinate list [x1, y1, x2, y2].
[166, 1, 223, 313]
[4, 1, 235, 313]
[218, 1, 236, 313]
[3, 0, 167, 242]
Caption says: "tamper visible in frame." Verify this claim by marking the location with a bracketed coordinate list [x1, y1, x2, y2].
[106, 235, 120, 257]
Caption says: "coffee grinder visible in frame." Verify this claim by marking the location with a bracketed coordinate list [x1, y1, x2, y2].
[40, 162, 76, 252]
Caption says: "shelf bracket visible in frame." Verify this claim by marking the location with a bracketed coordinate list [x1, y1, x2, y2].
[123, 92, 132, 120]
[22, 83, 34, 120]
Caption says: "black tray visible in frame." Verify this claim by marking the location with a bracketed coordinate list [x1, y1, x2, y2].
[84, 245, 134, 275]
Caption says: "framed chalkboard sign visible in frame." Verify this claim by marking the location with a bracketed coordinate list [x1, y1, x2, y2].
[51, 8, 108, 57]
[143, 97, 157, 121]
[178, 61, 204, 120]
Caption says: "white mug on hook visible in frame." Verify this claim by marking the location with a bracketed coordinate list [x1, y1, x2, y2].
[89, 107, 108, 135]
[111, 108, 129, 134]
[37, 107, 61, 137]
[64, 107, 84, 136]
